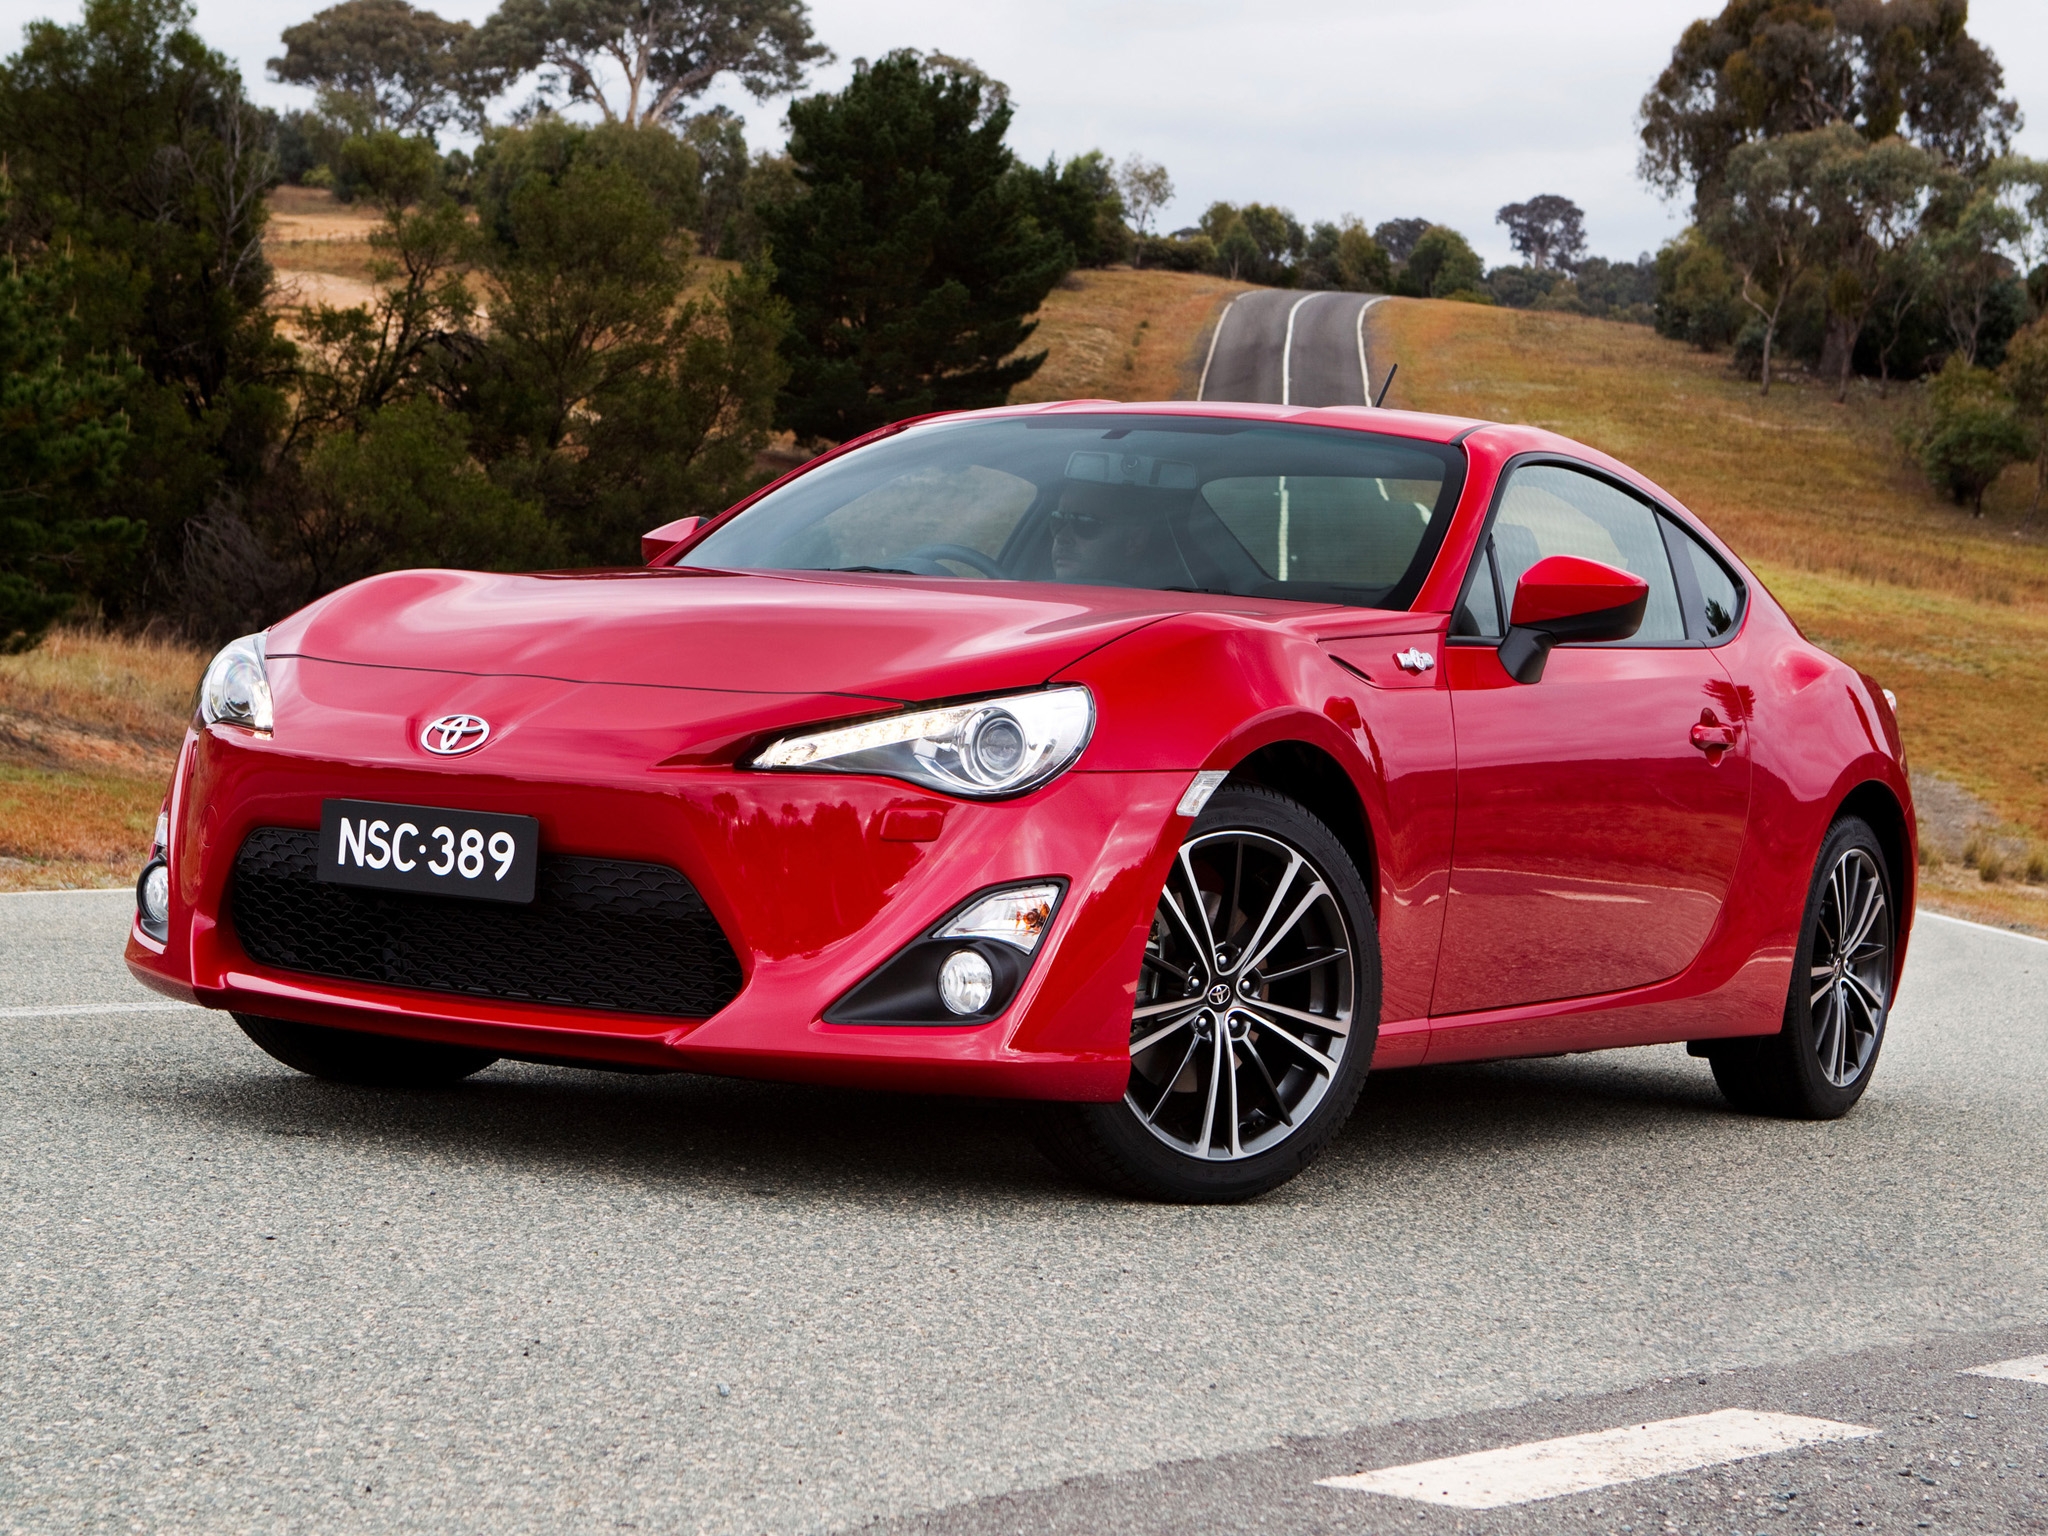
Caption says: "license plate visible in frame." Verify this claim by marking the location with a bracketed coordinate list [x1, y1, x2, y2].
[318, 800, 539, 904]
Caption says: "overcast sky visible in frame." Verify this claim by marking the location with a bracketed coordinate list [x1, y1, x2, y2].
[3, 0, 2042, 266]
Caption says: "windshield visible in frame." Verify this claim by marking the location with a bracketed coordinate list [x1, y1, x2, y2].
[680, 414, 1464, 609]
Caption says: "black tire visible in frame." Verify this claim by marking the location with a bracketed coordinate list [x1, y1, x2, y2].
[233, 1012, 498, 1088]
[1031, 785, 1380, 1202]
[1705, 816, 1894, 1118]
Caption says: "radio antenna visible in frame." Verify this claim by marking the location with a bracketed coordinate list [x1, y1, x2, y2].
[1373, 364, 1399, 409]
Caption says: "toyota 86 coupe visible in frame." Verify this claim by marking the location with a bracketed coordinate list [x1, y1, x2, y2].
[126, 400, 1913, 1201]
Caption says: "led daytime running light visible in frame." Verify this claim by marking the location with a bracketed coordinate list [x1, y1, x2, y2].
[749, 687, 1093, 799]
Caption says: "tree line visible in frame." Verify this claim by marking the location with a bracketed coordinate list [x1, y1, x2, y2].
[2, 0, 2043, 654]
[0, 0, 1204, 649]
[1634, 0, 2047, 518]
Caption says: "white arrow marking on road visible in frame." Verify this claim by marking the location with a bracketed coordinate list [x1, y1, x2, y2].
[1318, 1408, 1873, 1509]
[1965, 1354, 2048, 1384]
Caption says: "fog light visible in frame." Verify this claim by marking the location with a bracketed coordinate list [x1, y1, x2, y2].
[137, 859, 170, 932]
[937, 947, 994, 1015]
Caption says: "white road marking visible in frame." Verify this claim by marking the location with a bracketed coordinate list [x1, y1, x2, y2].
[0, 1000, 200, 1018]
[1317, 1409, 1873, 1509]
[0, 887, 133, 898]
[1195, 296, 1238, 401]
[1356, 294, 1387, 404]
[1916, 909, 2048, 947]
[1965, 1354, 2048, 1384]
[1279, 291, 1324, 406]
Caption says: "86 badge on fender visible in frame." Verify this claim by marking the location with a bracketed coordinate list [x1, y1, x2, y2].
[317, 799, 539, 903]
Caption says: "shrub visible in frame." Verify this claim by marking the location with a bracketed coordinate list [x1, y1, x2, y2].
[1136, 233, 1215, 272]
[1918, 357, 2029, 515]
[1654, 228, 1744, 350]
[1400, 226, 1485, 299]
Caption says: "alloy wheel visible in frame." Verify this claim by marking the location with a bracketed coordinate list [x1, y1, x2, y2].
[1126, 829, 1355, 1159]
[1808, 846, 1891, 1088]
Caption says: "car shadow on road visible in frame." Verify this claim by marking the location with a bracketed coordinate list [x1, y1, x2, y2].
[149, 1029, 1745, 1205]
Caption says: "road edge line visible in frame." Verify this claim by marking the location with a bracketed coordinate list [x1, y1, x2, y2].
[1915, 908, 2048, 947]
[1196, 295, 1238, 401]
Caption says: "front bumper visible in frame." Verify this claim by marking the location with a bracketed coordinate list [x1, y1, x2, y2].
[127, 723, 1185, 1102]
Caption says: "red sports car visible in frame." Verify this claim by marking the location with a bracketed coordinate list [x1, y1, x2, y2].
[127, 401, 1913, 1201]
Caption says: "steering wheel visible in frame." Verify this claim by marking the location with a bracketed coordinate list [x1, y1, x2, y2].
[899, 542, 1007, 577]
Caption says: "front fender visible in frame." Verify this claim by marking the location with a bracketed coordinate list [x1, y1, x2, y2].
[1056, 612, 1458, 1035]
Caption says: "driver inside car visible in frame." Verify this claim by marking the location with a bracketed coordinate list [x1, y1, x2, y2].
[1049, 452, 1199, 587]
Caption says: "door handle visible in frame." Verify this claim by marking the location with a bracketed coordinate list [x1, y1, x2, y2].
[1689, 718, 1738, 753]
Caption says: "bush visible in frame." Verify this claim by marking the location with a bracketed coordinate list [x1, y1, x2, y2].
[1486, 264, 1567, 309]
[1574, 255, 1657, 324]
[1654, 228, 1743, 349]
[1400, 226, 1484, 299]
[296, 400, 560, 590]
[1918, 357, 2029, 515]
[1136, 233, 1215, 272]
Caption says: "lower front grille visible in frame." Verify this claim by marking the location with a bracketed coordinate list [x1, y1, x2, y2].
[229, 827, 743, 1020]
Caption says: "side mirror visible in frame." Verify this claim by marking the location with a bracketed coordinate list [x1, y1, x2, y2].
[641, 516, 705, 565]
[1498, 555, 1648, 683]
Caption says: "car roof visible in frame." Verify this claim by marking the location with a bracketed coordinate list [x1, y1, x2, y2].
[962, 398, 1490, 445]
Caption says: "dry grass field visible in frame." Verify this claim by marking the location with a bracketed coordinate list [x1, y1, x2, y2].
[1011, 268, 1249, 405]
[0, 630, 206, 891]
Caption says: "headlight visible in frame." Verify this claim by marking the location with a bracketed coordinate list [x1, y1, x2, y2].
[749, 687, 1093, 799]
[199, 633, 273, 733]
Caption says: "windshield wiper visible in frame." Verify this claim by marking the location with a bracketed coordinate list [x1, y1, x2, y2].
[1161, 585, 1230, 595]
[824, 564, 919, 575]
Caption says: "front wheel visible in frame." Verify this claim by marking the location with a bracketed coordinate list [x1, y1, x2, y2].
[1031, 786, 1380, 1201]
[1705, 816, 1895, 1118]
[233, 1012, 499, 1088]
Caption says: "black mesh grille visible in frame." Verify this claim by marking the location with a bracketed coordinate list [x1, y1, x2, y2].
[229, 827, 743, 1019]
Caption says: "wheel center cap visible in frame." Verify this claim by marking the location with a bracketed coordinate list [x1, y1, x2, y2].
[1207, 983, 1232, 1007]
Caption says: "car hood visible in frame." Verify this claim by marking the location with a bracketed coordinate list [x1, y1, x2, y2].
[269, 567, 1195, 702]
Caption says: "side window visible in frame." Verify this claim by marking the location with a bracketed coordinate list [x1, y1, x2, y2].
[1491, 464, 1686, 644]
[1451, 541, 1502, 639]
[1669, 521, 1745, 639]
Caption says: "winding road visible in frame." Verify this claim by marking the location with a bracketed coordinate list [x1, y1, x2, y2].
[1197, 288, 1389, 407]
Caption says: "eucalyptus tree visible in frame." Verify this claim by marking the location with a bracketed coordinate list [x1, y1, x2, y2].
[477, 0, 829, 129]
[1639, 0, 2019, 208]
[1710, 127, 1838, 395]
[1496, 194, 1587, 271]
[269, 0, 485, 134]
[1809, 131, 1939, 400]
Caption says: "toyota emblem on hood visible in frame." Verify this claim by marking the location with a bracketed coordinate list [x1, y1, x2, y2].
[420, 714, 491, 755]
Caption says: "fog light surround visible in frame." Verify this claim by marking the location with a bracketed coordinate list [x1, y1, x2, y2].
[937, 948, 995, 1015]
[823, 878, 1069, 1026]
[136, 858, 170, 940]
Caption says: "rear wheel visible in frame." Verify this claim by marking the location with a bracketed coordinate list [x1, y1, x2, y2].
[1705, 816, 1894, 1118]
[233, 1012, 498, 1088]
[1031, 786, 1379, 1202]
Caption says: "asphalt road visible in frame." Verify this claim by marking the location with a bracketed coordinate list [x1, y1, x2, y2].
[1198, 288, 1387, 407]
[3, 890, 2045, 1535]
